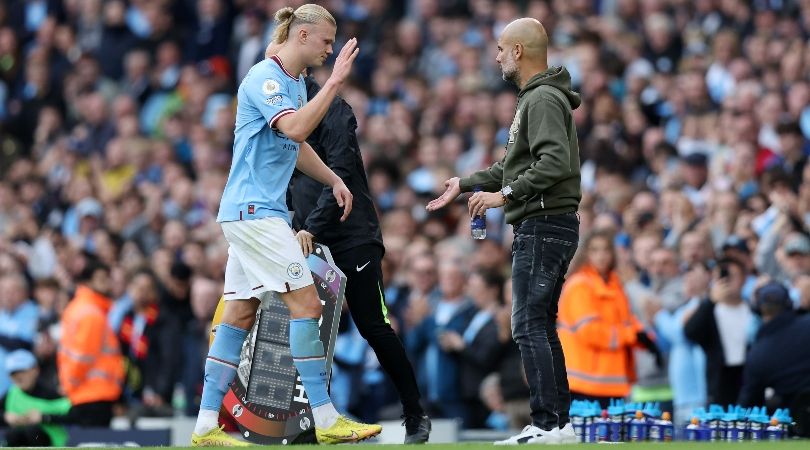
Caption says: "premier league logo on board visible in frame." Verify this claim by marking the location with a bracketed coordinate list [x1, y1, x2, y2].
[299, 417, 311, 431]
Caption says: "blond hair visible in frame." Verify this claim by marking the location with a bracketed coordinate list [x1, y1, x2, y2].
[272, 4, 336, 44]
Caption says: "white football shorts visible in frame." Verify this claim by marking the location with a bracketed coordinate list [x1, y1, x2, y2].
[221, 217, 313, 300]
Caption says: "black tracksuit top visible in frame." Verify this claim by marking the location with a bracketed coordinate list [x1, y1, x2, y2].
[288, 76, 383, 255]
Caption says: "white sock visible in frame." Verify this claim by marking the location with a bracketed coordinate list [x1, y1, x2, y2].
[194, 409, 220, 435]
[312, 402, 340, 429]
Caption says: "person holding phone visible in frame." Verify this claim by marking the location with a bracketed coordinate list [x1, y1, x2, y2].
[684, 258, 756, 406]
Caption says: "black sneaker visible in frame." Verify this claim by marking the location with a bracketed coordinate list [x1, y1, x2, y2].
[402, 414, 431, 444]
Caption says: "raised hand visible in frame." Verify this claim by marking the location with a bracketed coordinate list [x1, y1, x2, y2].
[426, 177, 461, 211]
[328, 38, 359, 86]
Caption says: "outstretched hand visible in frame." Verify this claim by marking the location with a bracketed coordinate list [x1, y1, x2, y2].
[426, 177, 461, 211]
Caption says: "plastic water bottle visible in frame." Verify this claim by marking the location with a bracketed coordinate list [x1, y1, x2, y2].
[724, 405, 747, 441]
[748, 408, 766, 441]
[172, 384, 187, 415]
[686, 417, 701, 441]
[629, 410, 648, 441]
[776, 408, 792, 438]
[649, 416, 662, 442]
[766, 418, 783, 440]
[593, 409, 610, 442]
[471, 186, 486, 240]
[608, 400, 624, 442]
[570, 401, 585, 442]
[747, 406, 767, 440]
[709, 418, 721, 441]
[659, 411, 674, 442]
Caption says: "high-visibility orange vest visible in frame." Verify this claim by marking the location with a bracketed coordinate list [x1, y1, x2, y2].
[58, 285, 124, 405]
[558, 265, 643, 398]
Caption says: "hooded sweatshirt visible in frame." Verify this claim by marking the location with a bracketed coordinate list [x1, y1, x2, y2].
[460, 66, 582, 225]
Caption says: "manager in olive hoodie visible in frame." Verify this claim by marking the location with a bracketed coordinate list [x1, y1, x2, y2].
[428, 18, 581, 445]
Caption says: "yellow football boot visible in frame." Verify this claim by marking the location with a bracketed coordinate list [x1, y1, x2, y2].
[191, 425, 251, 447]
[315, 415, 383, 444]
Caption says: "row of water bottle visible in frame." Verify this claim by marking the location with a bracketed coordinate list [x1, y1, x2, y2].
[568, 400, 673, 443]
[569, 400, 794, 443]
[685, 404, 792, 441]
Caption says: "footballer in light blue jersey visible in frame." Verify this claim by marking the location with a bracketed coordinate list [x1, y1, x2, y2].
[217, 55, 307, 224]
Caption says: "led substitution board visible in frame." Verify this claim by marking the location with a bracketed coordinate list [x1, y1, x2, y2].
[218, 244, 345, 444]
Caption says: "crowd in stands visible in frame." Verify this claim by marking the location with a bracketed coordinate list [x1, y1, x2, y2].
[1, 0, 810, 436]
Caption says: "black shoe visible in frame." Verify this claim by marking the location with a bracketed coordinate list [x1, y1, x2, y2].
[402, 414, 431, 444]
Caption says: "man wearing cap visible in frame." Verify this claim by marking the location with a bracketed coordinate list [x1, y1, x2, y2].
[0, 349, 71, 447]
[738, 281, 810, 437]
[778, 233, 810, 283]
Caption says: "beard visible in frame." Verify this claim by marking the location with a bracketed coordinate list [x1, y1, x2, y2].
[501, 62, 519, 86]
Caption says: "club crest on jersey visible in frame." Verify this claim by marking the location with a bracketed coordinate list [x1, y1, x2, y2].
[262, 79, 280, 95]
[287, 263, 304, 279]
[297, 95, 303, 109]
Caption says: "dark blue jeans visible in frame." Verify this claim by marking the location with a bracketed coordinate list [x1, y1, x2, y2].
[511, 212, 579, 431]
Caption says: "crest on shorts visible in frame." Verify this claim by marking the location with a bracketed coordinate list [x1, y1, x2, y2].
[287, 262, 304, 279]
[262, 79, 280, 95]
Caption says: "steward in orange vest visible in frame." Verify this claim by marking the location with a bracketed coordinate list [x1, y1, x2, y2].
[558, 231, 657, 401]
[58, 254, 124, 426]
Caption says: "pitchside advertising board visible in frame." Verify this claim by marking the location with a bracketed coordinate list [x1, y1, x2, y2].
[210, 244, 346, 445]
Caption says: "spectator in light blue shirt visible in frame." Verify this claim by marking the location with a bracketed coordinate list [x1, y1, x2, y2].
[654, 262, 709, 425]
[0, 273, 40, 397]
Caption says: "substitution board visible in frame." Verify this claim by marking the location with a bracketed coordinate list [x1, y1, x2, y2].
[210, 243, 346, 444]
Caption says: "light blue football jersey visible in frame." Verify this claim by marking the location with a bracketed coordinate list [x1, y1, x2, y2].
[217, 55, 307, 224]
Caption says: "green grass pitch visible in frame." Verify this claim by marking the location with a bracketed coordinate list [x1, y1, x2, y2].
[136, 440, 808, 448]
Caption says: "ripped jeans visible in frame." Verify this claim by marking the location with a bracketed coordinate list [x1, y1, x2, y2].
[511, 212, 579, 431]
